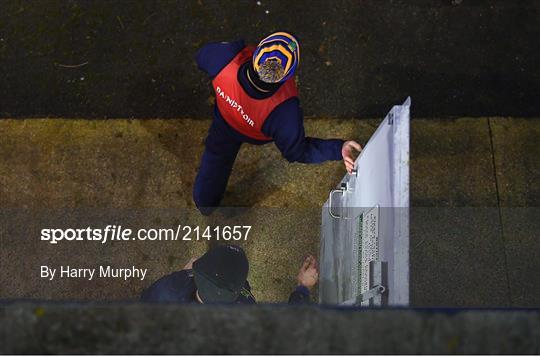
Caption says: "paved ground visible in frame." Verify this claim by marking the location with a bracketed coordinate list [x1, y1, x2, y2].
[1, 1, 539, 118]
[0, 117, 538, 306]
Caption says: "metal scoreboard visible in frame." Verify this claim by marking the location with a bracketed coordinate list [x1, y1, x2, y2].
[319, 98, 411, 307]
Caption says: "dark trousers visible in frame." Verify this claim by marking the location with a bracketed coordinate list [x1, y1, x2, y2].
[193, 119, 242, 215]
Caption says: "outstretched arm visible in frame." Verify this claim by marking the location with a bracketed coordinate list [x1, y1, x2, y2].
[263, 98, 361, 171]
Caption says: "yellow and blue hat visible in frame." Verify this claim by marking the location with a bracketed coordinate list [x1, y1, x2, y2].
[253, 31, 300, 83]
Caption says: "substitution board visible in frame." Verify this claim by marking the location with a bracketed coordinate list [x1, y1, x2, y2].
[319, 97, 410, 306]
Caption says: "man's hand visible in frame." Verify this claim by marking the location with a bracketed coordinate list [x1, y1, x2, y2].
[183, 257, 197, 270]
[297, 255, 319, 290]
[342, 140, 362, 174]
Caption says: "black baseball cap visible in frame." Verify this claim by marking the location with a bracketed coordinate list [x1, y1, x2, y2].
[192, 245, 249, 303]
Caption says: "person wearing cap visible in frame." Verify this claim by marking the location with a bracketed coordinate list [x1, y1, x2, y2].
[193, 31, 362, 215]
[141, 244, 318, 304]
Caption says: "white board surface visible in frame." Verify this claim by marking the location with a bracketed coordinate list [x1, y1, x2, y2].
[319, 97, 410, 306]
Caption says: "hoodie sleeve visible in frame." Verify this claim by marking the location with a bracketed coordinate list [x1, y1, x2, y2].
[195, 40, 246, 78]
[262, 98, 344, 163]
[288, 285, 311, 304]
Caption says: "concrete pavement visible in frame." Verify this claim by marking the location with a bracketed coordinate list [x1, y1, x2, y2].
[1, 1, 539, 118]
[0, 117, 538, 306]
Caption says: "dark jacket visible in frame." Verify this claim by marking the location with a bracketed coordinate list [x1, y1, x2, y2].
[141, 269, 310, 304]
[196, 39, 344, 163]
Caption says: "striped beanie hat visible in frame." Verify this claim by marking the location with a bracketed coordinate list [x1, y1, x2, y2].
[252, 32, 300, 83]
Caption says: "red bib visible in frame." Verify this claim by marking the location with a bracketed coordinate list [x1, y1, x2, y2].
[212, 46, 298, 141]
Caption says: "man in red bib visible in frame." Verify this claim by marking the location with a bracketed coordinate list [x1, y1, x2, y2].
[194, 32, 361, 215]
